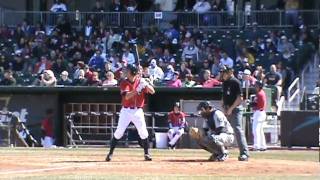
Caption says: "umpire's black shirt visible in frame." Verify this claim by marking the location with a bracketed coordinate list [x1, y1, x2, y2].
[222, 77, 242, 107]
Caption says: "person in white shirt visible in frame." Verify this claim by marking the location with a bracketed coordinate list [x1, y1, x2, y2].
[155, 0, 178, 11]
[220, 51, 234, 68]
[149, 59, 164, 82]
[193, 0, 211, 14]
[50, 0, 67, 12]
[102, 71, 118, 86]
[122, 47, 136, 65]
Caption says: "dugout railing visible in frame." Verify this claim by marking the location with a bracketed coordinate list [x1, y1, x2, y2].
[65, 109, 279, 148]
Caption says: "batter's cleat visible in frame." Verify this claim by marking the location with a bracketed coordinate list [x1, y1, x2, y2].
[105, 154, 112, 162]
[208, 154, 219, 162]
[217, 153, 229, 162]
[144, 154, 152, 161]
[238, 154, 249, 161]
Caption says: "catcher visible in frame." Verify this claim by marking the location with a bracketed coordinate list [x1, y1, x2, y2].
[190, 101, 234, 161]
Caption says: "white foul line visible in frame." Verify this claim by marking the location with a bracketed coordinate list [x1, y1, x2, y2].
[0, 163, 98, 175]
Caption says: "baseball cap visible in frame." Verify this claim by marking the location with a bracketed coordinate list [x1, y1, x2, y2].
[219, 65, 233, 73]
[150, 59, 157, 66]
[243, 69, 251, 75]
[174, 102, 180, 108]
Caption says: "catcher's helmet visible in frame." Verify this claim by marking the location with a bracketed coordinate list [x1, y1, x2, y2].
[126, 64, 138, 75]
[197, 101, 212, 111]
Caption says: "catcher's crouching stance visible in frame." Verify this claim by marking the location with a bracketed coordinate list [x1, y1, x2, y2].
[190, 101, 234, 161]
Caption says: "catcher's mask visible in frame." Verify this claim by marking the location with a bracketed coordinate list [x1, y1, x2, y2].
[197, 101, 212, 113]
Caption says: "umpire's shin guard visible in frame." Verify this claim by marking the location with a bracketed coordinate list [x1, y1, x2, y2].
[108, 137, 119, 155]
[141, 138, 149, 155]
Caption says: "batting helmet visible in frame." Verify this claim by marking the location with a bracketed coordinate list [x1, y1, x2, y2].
[197, 101, 212, 111]
[126, 64, 138, 75]
[255, 80, 264, 88]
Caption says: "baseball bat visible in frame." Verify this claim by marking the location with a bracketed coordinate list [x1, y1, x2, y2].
[134, 44, 140, 67]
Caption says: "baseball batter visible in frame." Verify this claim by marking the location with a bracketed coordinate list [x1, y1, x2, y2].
[192, 101, 234, 161]
[106, 64, 155, 161]
[167, 102, 186, 149]
[251, 81, 267, 151]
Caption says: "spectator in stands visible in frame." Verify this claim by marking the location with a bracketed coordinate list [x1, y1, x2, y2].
[160, 49, 176, 66]
[84, 19, 94, 38]
[102, 71, 118, 86]
[285, 0, 299, 25]
[125, 0, 138, 12]
[220, 50, 234, 68]
[163, 64, 175, 81]
[253, 66, 265, 81]
[50, 0, 67, 12]
[88, 49, 106, 71]
[192, 0, 211, 13]
[141, 65, 154, 85]
[182, 38, 199, 62]
[277, 36, 295, 54]
[265, 38, 277, 53]
[34, 56, 52, 74]
[149, 59, 164, 82]
[39, 70, 57, 87]
[201, 69, 221, 88]
[0, 55, 10, 72]
[240, 69, 256, 88]
[51, 56, 68, 76]
[211, 56, 221, 77]
[183, 73, 196, 87]
[155, 0, 178, 11]
[122, 46, 135, 65]
[11, 52, 25, 72]
[211, 0, 227, 11]
[0, 70, 16, 86]
[264, 64, 282, 101]
[87, 71, 101, 86]
[175, 0, 196, 11]
[92, 0, 105, 12]
[57, 71, 72, 86]
[109, 0, 123, 11]
[73, 69, 87, 86]
[178, 61, 191, 80]
[234, 53, 249, 74]
[41, 109, 55, 148]
[167, 71, 182, 88]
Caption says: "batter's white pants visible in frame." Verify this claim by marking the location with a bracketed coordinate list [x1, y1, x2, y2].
[41, 136, 55, 148]
[167, 127, 184, 146]
[114, 108, 149, 140]
[252, 110, 267, 150]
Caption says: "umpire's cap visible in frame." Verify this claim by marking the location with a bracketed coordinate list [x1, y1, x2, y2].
[197, 101, 212, 111]
[126, 64, 138, 75]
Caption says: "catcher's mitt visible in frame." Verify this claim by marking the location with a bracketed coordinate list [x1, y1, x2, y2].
[189, 127, 205, 141]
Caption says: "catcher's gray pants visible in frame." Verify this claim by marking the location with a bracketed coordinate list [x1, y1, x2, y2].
[197, 133, 234, 155]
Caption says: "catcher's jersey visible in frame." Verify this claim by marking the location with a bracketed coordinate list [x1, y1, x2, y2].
[120, 77, 147, 107]
[204, 110, 234, 134]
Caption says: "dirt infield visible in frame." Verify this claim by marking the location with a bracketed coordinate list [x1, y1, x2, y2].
[0, 148, 319, 179]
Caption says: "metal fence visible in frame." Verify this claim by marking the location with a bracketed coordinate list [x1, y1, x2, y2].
[0, 10, 319, 29]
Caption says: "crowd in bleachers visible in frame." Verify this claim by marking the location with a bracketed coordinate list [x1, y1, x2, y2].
[0, 1, 318, 99]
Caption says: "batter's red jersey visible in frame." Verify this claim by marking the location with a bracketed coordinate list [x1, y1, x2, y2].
[168, 111, 186, 127]
[253, 89, 266, 111]
[120, 77, 148, 108]
[42, 118, 53, 137]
